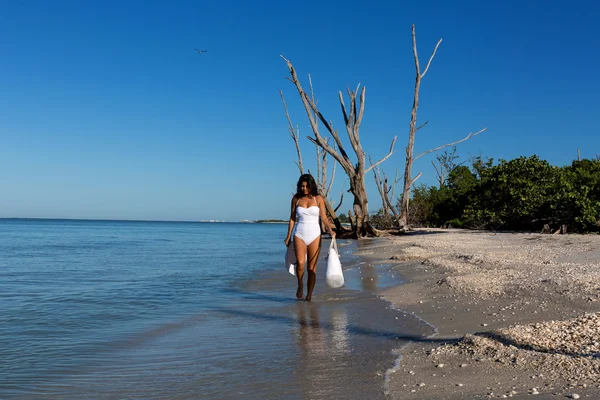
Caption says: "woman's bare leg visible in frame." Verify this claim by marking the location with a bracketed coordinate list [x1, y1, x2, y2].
[294, 237, 307, 299]
[304, 237, 322, 302]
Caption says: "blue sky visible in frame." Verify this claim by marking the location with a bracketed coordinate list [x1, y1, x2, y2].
[1, 0, 598, 221]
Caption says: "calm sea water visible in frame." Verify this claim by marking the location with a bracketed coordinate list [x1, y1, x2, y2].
[0, 219, 432, 399]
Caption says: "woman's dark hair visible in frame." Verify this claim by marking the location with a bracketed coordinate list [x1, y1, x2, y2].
[296, 174, 319, 197]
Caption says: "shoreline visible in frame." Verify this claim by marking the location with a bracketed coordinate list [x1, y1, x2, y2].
[354, 229, 600, 399]
[248, 237, 436, 400]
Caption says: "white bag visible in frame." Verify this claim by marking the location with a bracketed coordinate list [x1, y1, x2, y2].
[325, 238, 344, 288]
[284, 241, 306, 276]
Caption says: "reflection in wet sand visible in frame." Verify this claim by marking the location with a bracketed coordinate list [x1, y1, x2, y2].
[295, 302, 353, 400]
[297, 303, 327, 355]
[359, 263, 379, 291]
[330, 306, 349, 354]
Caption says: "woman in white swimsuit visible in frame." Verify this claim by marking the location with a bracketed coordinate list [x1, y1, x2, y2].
[284, 174, 336, 301]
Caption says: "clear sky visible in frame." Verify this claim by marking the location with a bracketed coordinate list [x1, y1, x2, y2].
[1, 0, 598, 221]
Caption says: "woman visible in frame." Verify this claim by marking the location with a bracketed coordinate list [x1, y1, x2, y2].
[284, 174, 336, 301]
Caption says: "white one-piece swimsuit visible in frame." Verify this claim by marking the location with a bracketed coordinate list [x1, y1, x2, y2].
[293, 198, 321, 246]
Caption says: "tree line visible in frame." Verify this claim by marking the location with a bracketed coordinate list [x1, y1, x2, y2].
[371, 153, 600, 233]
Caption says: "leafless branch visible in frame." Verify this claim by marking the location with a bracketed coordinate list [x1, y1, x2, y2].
[414, 128, 488, 161]
[370, 158, 398, 219]
[421, 39, 443, 78]
[281, 55, 353, 173]
[383, 175, 398, 218]
[390, 169, 400, 202]
[416, 121, 428, 132]
[334, 192, 344, 213]
[280, 90, 303, 174]
[365, 136, 398, 174]
[338, 88, 364, 157]
[319, 140, 328, 191]
[317, 144, 323, 187]
[372, 163, 387, 213]
[412, 25, 421, 76]
[410, 172, 423, 187]
[311, 99, 352, 166]
[431, 160, 442, 187]
[326, 141, 338, 197]
[308, 74, 318, 125]
[412, 23, 442, 79]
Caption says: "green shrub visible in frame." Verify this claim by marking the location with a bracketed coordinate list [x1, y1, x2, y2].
[398, 155, 600, 233]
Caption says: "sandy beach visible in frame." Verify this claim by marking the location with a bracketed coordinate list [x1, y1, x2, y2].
[355, 229, 600, 399]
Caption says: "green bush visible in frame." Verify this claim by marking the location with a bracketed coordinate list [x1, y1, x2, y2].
[400, 155, 600, 233]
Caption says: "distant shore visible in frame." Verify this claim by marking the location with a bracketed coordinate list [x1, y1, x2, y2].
[355, 229, 600, 399]
[0, 218, 275, 224]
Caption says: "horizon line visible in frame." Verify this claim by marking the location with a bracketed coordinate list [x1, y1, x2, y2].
[0, 217, 260, 224]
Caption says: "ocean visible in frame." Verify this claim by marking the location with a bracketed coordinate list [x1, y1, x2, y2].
[0, 219, 432, 399]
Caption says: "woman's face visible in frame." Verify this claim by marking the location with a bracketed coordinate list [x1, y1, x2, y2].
[300, 181, 309, 195]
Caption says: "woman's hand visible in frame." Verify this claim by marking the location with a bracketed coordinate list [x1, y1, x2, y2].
[330, 230, 336, 239]
[284, 237, 291, 247]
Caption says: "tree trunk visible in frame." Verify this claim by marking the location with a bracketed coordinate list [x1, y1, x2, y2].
[320, 190, 345, 233]
[350, 175, 379, 237]
[399, 25, 430, 231]
[398, 95, 417, 231]
[397, 26, 485, 231]
[348, 210, 356, 232]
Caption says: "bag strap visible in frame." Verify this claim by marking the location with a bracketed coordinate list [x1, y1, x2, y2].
[329, 237, 338, 254]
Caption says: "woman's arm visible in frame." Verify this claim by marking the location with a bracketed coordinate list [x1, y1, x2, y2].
[317, 196, 336, 237]
[284, 196, 297, 246]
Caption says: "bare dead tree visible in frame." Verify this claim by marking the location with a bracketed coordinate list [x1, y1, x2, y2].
[431, 147, 463, 188]
[372, 162, 400, 220]
[282, 55, 397, 237]
[398, 25, 487, 230]
[280, 90, 346, 233]
[373, 162, 427, 230]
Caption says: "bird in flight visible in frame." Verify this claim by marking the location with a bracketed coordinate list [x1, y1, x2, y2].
[195, 48, 207, 54]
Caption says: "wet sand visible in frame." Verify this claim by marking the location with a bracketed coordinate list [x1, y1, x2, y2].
[355, 229, 600, 399]
[239, 239, 435, 400]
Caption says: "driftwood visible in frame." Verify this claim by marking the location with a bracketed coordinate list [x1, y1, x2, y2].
[553, 225, 568, 235]
[544, 224, 568, 235]
[542, 224, 552, 234]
